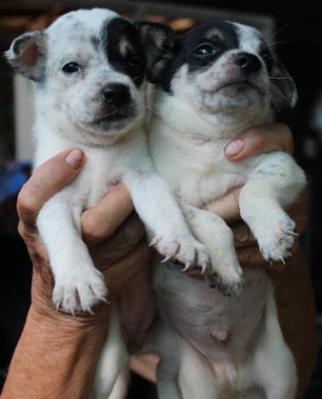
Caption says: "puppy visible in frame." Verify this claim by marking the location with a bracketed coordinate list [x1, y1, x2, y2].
[145, 21, 306, 399]
[5, 9, 210, 399]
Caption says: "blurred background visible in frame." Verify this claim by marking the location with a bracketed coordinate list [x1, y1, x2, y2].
[0, 0, 321, 397]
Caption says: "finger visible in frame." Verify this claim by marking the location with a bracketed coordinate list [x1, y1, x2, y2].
[105, 240, 152, 299]
[130, 355, 158, 383]
[17, 149, 85, 228]
[224, 123, 294, 162]
[120, 266, 155, 341]
[237, 239, 301, 271]
[89, 213, 145, 269]
[237, 246, 285, 270]
[82, 184, 134, 243]
[287, 191, 307, 235]
[205, 188, 241, 224]
[232, 222, 256, 248]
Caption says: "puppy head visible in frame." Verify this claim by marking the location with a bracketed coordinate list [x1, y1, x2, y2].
[5, 9, 173, 140]
[157, 20, 297, 119]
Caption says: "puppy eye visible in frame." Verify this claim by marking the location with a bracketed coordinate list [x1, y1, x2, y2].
[62, 62, 81, 74]
[194, 43, 220, 56]
[127, 54, 143, 70]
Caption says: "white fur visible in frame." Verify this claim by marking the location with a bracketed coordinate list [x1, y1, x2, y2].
[145, 22, 305, 399]
[6, 9, 211, 399]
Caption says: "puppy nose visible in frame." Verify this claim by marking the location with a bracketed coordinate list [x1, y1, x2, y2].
[101, 83, 130, 106]
[234, 52, 261, 74]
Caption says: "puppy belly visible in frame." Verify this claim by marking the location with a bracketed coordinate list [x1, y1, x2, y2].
[154, 264, 268, 363]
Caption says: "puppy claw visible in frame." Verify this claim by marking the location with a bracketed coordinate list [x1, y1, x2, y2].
[282, 229, 299, 237]
[101, 296, 111, 305]
[181, 262, 193, 272]
[149, 236, 161, 247]
[199, 260, 208, 274]
[161, 254, 173, 263]
[52, 268, 107, 315]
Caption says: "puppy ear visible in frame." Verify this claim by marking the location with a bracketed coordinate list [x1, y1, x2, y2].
[136, 22, 176, 82]
[270, 59, 298, 110]
[4, 31, 46, 82]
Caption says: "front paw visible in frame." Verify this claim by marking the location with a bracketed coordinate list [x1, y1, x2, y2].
[53, 267, 108, 314]
[255, 215, 296, 263]
[205, 271, 244, 297]
[150, 235, 210, 272]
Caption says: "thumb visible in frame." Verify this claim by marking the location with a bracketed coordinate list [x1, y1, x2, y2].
[17, 149, 85, 226]
[224, 123, 293, 162]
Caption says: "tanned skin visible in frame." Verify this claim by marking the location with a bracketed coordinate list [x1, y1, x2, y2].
[1, 124, 317, 399]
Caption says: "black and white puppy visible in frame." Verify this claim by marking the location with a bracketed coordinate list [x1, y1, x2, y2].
[146, 21, 306, 399]
[5, 9, 210, 399]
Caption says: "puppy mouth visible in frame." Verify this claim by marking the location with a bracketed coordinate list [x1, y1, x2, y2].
[214, 79, 262, 94]
[92, 106, 136, 126]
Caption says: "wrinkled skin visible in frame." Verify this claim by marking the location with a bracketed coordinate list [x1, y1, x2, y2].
[1, 124, 317, 399]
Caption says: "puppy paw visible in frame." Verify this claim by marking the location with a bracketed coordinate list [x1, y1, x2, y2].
[150, 235, 210, 272]
[256, 215, 297, 263]
[53, 268, 108, 314]
[205, 270, 244, 297]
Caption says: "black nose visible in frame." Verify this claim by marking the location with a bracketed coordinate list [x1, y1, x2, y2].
[101, 83, 130, 106]
[234, 52, 261, 74]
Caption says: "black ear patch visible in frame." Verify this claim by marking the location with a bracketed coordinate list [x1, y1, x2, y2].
[5, 31, 46, 82]
[136, 22, 176, 83]
[103, 18, 146, 87]
[270, 58, 298, 110]
[258, 40, 297, 110]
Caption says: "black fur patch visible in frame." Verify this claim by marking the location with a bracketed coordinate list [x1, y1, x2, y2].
[259, 41, 274, 73]
[101, 17, 146, 87]
[158, 20, 240, 91]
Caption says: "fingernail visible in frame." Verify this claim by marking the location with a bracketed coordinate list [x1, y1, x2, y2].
[236, 227, 249, 244]
[65, 149, 83, 169]
[225, 139, 244, 157]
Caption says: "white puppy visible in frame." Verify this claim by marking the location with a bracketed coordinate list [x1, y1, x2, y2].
[6, 9, 210, 399]
[144, 21, 306, 399]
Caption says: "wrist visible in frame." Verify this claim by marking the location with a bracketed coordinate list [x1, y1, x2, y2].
[29, 298, 110, 331]
[2, 303, 110, 399]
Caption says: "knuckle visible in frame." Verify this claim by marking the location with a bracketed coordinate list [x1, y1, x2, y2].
[17, 188, 38, 221]
[82, 214, 104, 241]
[278, 123, 294, 153]
[237, 247, 252, 266]
[17, 220, 35, 241]
[233, 223, 251, 247]
[232, 189, 241, 211]
[122, 216, 145, 244]
[17, 221, 26, 238]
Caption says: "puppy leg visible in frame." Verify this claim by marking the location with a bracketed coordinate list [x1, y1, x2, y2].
[157, 360, 183, 399]
[250, 286, 297, 399]
[182, 203, 243, 296]
[240, 152, 306, 263]
[94, 306, 129, 399]
[179, 339, 218, 399]
[123, 171, 210, 271]
[107, 369, 129, 399]
[37, 193, 107, 313]
[141, 318, 182, 399]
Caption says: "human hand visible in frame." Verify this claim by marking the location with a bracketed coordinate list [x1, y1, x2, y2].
[1, 149, 154, 399]
[205, 122, 305, 270]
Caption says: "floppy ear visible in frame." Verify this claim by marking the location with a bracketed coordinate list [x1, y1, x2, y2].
[136, 22, 176, 82]
[270, 58, 298, 111]
[4, 31, 46, 82]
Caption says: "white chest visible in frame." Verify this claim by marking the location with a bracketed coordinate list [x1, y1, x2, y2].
[35, 129, 149, 209]
[150, 132, 250, 207]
